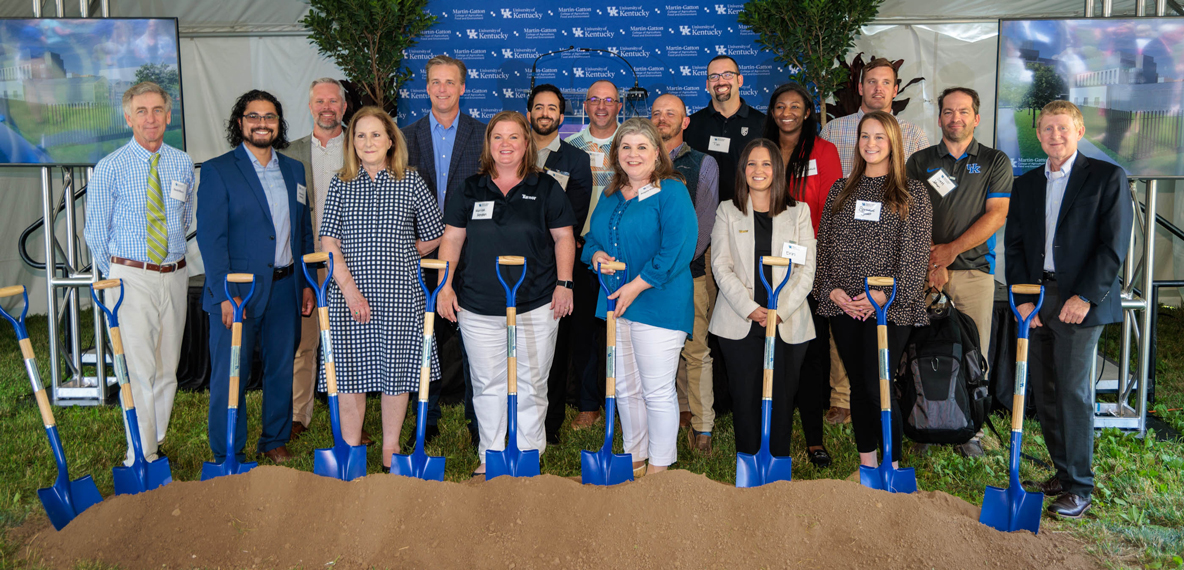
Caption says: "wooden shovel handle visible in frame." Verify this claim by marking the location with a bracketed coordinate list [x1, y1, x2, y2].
[227, 273, 254, 283]
[867, 276, 895, 287]
[1011, 284, 1042, 295]
[303, 252, 330, 263]
[0, 285, 25, 298]
[497, 255, 526, 266]
[421, 259, 448, 270]
[598, 261, 626, 272]
[92, 279, 121, 290]
[761, 256, 790, 267]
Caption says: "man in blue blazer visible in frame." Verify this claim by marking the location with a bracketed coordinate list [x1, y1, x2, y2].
[197, 90, 315, 464]
[1004, 100, 1132, 519]
[402, 55, 485, 445]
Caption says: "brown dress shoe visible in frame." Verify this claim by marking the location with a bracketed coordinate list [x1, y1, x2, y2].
[679, 411, 692, 429]
[1022, 475, 1063, 496]
[824, 406, 851, 425]
[687, 429, 713, 454]
[360, 428, 375, 446]
[572, 410, 601, 430]
[289, 421, 308, 441]
[262, 445, 293, 464]
[1047, 492, 1091, 519]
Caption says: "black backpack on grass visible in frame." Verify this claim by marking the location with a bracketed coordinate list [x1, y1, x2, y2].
[896, 292, 989, 444]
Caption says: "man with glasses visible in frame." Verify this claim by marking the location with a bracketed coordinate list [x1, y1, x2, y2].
[84, 81, 193, 467]
[196, 90, 316, 465]
[684, 55, 765, 204]
[404, 55, 485, 446]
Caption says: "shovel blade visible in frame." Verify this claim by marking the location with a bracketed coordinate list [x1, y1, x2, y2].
[860, 463, 917, 494]
[200, 457, 258, 481]
[980, 484, 1043, 534]
[145, 457, 173, 490]
[486, 448, 541, 480]
[735, 452, 793, 488]
[580, 448, 634, 486]
[38, 475, 103, 531]
[313, 442, 369, 482]
[112, 456, 172, 496]
[390, 449, 447, 482]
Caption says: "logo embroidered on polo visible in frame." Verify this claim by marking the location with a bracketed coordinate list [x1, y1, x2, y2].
[740, 127, 748, 136]
[967, 163, 981, 174]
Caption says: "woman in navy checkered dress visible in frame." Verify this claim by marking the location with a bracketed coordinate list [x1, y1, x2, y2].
[319, 107, 444, 466]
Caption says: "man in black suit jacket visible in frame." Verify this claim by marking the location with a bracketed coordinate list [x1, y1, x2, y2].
[401, 55, 485, 445]
[1004, 101, 1133, 519]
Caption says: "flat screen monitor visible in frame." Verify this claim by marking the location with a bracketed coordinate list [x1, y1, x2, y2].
[996, 17, 1184, 177]
[0, 18, 183, 165]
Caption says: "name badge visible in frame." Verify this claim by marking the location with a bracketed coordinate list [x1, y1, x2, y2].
[472, 201, 494, 220]
[546, 169, 570, 190]
[781, 241, 807, 265]
[807, 159, 818, 177]
[854, 200, 882, 222]
[638, 183, 661, 201]
[927, 169, 956, 197]
[169, 180, 189, 202]
[708, 136, 730, 153]
[588, 151, 606, 168]
[296, 183, 307, 205]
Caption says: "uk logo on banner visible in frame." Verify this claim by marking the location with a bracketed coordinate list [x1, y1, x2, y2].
[503, 88, 515, 98]
[573, 27, 584, 37]
[715, 45, 727, 55]
[468, 68, 478, 79]
[466, 29, 478, 39]
[574, 68, 585, 77]
[502, 48, 513, 58]
[607, 7, 619, 16]
[680, 66, 692, 76]
[501, 8, 513, 17]
[716, 5, 727, 14]
[679, 25, 691, 35]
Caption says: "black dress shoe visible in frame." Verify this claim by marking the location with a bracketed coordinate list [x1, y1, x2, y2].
[1047, 492, 1091, 519]
[423, 424, 441, 445]
[546, 432, 561, 445]
[1022, 475, 1063, 496]
[806, 447, 832, 468]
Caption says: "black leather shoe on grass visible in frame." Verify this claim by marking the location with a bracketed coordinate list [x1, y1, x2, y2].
[807, 447, 832, 468]
[1047, 492, 1091, 519]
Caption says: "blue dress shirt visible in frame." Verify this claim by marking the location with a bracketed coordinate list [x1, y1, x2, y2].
[429, 112, 458, 209]
[245, 144, 293, 267]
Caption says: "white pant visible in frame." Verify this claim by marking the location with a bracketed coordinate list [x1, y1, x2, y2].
[615, 318, 685, 467]
[460, 304, 560, 464]
[106, 263, 188, 464]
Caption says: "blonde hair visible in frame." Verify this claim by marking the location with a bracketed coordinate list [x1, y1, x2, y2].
[476, 111, 538, 180]
[831, 111, 911, 219]
[1037, 100, 1084, 131]
[605, 117, 682, 196]
[338, 106, 408, 182]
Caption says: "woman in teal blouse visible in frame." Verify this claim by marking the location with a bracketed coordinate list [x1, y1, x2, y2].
[582, 117, 697, 477]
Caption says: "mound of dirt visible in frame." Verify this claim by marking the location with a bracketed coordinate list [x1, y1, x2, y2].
[25, 467, 1096, 569]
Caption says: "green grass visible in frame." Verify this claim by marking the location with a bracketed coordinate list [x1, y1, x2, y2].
[1, 310, 1183, 569]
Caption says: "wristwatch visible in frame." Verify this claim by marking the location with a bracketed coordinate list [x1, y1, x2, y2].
[556, 280, 574, 289]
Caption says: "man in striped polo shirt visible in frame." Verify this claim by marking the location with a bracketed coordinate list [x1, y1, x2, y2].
[84, 81, 195, 465]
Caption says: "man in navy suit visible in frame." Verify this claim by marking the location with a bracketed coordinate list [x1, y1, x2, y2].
[402, 55, 485, 445]
[1005, 100, 1132, 519]
[197, 90, 315, 464]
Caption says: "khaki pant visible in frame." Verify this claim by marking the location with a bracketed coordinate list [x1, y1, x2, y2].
[292, 267, 326, 427]
[828, 336, 850, 409]
[106, 263, 188, 464]
[944, 269, 996, 363]
[676, 247, 716, 433]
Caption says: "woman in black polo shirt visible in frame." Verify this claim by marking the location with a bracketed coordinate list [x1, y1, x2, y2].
[436, 111, 577, 477]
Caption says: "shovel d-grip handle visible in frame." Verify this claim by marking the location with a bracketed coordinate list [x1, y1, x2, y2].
[301, 252, 335, 307]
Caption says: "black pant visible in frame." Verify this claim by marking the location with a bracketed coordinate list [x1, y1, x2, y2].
[575, 265, 607, 412]
[797, 295, 830, 447]
[829, 314, 910, 462]
[1030, 287, 1103, 498]
[720, 322, 808, 456]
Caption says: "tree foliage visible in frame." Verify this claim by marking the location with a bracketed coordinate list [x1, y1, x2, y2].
[1020, 63, 1068, 127]
[134, 62, 180, 101]
[301, 0, 437, 115]
[738, 0, 882, 126]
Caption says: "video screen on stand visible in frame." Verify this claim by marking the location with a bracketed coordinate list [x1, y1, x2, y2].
[0, 18, 183, 165]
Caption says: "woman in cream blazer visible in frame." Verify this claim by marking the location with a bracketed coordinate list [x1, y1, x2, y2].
[709, 138, 816, 457]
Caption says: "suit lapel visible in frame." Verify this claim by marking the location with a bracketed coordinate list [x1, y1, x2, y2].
[448, 116, 474, 186]
[736, 198, 756, 286]
[1054, 153, 1091, 234]
[279, 156, 301, 247]
[234, 145, 275, 230]
[416, 121, 438, 200]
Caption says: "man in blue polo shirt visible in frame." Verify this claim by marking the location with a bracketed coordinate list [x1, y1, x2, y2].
[906, 87, 1012, 457]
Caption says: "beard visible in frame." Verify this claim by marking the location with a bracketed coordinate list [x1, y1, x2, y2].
[531, 116, 559, 137]
[315, 116, 341, 131]
[246, 128, 277, 148]
[656, 122, 681, 141]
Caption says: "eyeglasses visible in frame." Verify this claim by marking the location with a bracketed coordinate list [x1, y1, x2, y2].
[242, 113, 279, 122]
[585, 96, 618, 106]
[707, 71, 738, 82]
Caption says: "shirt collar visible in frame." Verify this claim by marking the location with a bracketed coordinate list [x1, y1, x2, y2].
[707, 98, 751, 119]
[1044, 151, 1078, 181]
[580, 125, 616, 145]
[668, 142, 687, 159]
[540, 134, 561, 154]
[429, 112, 457, 133]
[128, 138, 165, 161]
[313, 131, 344, 150]
[479, 171, 539, 193]
[939, 138, 980, 160]
[243, 143, 277, 169]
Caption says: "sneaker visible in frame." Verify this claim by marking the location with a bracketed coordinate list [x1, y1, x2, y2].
[572, 410, 601, 430]
[956, 439, 984, 458]
[686, 429, 713, 454]
[824, 406, 851, 425]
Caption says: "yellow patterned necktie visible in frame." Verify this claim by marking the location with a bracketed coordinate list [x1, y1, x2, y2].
[145, 153, 167, 264]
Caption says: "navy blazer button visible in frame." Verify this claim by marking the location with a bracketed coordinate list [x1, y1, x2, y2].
[268, 263, 274, 268]
[270, 235, 275, 240]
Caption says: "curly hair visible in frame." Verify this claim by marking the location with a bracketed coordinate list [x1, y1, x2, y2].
[225, 89, 289, 150]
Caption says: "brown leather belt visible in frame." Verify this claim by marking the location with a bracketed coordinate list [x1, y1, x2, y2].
[111, 256, 186, 273]
[274, 264, 294, 280]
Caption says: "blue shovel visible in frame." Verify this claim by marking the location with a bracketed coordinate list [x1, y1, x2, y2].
[486, 256, 541, 479]
[90, 279, 173, 495]
[302, 252, 368, 481]
[0, 285, 102, 530]
[201, 273, 259, 481]
[390, 259, 450, 481]
[580, 261, 633, 486]
[858, 276, 917, 494]
[980, 284, 1046, 534]
[736, 256, 795, 488]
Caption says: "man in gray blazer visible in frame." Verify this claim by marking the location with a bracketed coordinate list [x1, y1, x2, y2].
[280, 77, 361, 442]
[402, 55, 485, 445]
